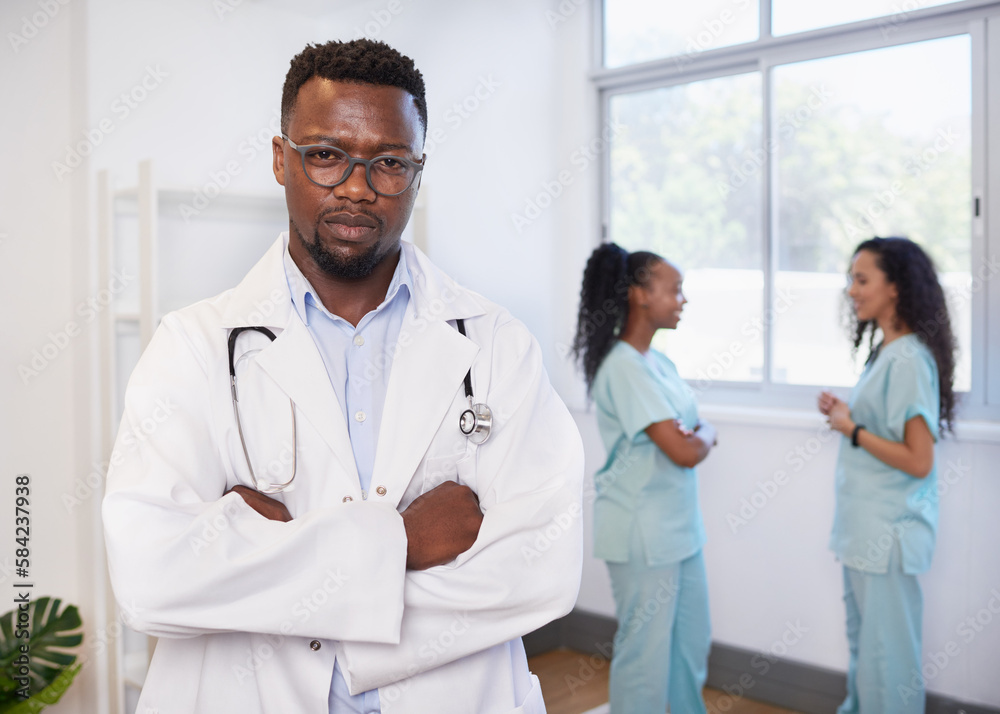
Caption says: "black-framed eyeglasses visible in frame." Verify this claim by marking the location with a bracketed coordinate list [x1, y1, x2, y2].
[281, 134, 424, 197]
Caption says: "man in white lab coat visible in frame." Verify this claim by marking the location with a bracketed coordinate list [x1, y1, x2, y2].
[103, 39, 584, 714]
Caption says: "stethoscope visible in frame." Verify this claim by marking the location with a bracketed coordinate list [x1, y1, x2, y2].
[228, 326, 298, 493]
[455, 319, 492, 445]
[227, 319, 492, 492]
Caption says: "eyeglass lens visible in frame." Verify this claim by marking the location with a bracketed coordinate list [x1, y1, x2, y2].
[302, 146, 418, 195]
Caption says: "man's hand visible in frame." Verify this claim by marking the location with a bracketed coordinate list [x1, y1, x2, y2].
[226, 485, 292, 522]
[401, 481, 483, 570]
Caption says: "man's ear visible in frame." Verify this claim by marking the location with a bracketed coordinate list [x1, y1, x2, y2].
[272, 136, 286, 186]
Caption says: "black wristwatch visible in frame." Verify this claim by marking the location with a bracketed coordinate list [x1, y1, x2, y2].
[851, 424, 865, 447]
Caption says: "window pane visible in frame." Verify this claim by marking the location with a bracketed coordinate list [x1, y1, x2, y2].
[609, 73, 763, 385]
[604, 0, 759, 69]
[773, 36, 971, 390]
[773, 0, 964, 37]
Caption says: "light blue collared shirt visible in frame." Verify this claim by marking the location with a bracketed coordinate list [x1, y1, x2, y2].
[283, 241, 412, 714]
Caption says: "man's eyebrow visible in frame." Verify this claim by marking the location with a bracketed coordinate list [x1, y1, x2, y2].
[298, 134, 414, 153]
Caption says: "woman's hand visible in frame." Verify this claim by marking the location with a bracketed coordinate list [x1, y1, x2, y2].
[818, 391, 853, 435]
[646, 418, 715, 468]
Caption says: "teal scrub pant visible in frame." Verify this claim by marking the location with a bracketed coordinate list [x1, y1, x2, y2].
[837, 544, 924, 714]
[606, 549, 710, 714]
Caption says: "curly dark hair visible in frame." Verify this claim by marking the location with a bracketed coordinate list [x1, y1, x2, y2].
[572, 243, 661, 390]
[281, 39, 427, 139]
[849, 236, 957, 432]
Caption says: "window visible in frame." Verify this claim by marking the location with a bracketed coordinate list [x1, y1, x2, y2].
[598, 1, 998, 418]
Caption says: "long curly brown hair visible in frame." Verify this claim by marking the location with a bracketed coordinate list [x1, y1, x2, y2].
[849, 237, 957, 432]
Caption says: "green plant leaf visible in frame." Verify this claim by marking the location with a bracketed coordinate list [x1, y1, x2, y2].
[0, 598, 82, 703]
[0, 663, 81, 714]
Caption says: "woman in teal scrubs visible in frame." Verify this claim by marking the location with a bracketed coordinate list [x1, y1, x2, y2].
[818, 237, 956, 714]
[573, 243, 717, 714]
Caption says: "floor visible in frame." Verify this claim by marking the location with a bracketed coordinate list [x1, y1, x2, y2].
[528, 649, 803, 714]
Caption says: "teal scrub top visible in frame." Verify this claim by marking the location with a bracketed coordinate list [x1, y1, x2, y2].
[830, 333, 940, 575]
[591, 341, 706, 566]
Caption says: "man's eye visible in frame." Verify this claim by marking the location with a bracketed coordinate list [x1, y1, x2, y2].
[375, 157, 406, 171]
[308, 149, 343, 162]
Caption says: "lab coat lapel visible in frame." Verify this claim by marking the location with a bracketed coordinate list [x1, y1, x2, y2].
[372, 309, 477, 508]
[249, 298, 360, 486]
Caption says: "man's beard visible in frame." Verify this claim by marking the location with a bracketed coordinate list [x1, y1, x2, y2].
[292, 216, 388, 280]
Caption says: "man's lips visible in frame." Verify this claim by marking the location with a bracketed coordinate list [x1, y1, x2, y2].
[325, 212, 377, 229]
[322, 212, 378, 241]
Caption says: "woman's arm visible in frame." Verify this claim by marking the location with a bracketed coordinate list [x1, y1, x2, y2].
[645, 418, 717, 469]
[820, 391, 934, 478]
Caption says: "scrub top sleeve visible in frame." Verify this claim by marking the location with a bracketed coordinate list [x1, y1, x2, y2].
[604, 354, 678, 442]
[886, 347, 940, 443]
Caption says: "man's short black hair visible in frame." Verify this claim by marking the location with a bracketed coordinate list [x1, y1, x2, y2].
[281, 39, 427, 140]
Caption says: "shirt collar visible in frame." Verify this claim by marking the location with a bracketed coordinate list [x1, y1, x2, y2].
[282, 240, 412, 327]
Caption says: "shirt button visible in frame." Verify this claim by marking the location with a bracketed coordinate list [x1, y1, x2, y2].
[310, 640, 321, 651]
[375, 485, 387, 497]
[361, 489, 368, 500]
[355, 410, 367, 423]
[354, 335, 365, 347]
[342, 496, 353, 503]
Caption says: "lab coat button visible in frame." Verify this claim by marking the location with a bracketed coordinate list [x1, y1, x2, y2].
[355, 410, 366, 423]
[376, 485, 387, 496]
[310, 640, 321, 651]
[342, 496, 353, 503]
[353, 335, 365, 347]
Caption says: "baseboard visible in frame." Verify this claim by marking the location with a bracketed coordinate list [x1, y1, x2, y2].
[525, 609, 1000, 714]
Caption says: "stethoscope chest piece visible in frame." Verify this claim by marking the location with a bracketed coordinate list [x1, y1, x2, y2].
[459, 402, 492, 445]
[455, 318, 492, 445]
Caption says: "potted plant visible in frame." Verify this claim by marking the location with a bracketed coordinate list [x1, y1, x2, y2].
[0, 597, 83, 713]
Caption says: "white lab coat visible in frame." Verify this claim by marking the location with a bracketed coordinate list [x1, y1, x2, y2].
[102, 236, 584, 714]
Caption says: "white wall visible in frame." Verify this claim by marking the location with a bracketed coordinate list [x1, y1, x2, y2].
[4, 0, 997, 710]
[1, 1, 95, 711]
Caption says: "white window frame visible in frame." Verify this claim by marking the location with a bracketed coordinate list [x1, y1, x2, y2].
[592, 0, 1000, 422]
